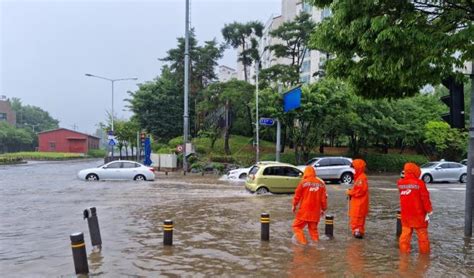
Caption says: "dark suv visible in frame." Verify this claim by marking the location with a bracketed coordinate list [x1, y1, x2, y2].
[297, 157, 354, 184]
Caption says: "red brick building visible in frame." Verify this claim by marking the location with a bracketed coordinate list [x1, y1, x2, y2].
[0, 98, 17, 126]
[38, 128, 100, 153]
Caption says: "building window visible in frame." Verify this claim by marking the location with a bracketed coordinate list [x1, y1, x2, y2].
[302, 2, 312, 14]
[49, 142, 56, 151]
[0, 113, 6, 121]
[322, 8, 332, 19]
[301, 60, 311, 74]
[300, 75, 310, 84]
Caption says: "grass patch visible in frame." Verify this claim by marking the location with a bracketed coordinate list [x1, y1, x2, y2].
[0, 152, 85, 161]
[0, 156, 25, 165]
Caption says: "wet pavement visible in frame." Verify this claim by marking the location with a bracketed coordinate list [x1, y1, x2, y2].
[0, 160, 472, 277]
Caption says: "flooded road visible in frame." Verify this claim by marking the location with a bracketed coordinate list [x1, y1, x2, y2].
[0, 160, 472, 277]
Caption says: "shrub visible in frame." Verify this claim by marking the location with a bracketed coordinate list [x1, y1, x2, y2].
[363, 153, 429, 173]
[191, 162, 205, 171]
[87, 149, 106, 158]
[209, 155, 235, 163]
[168, 137, 184, 148]
[210, 162, 225, 174]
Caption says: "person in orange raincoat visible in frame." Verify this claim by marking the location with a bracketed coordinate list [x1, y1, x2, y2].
[397, 162, 433, 254]
[292, 166, 328, 245]
[345, 159, 369, 239]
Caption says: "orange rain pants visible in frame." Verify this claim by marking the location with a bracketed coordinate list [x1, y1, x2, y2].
[350, 216, 366, 236]
[399, 226, 430, 254]
[292, 219, 319, 245]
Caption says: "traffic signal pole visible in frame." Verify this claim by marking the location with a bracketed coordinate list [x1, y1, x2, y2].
[465, 69, 474, 237]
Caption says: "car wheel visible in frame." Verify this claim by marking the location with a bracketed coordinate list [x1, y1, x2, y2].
[239, 173, 247, 180]
[134, 174, 146, 181]
[340, 172, 353, 184]
[422, 174, 432, 184]
[460, 174, 467, 183]
[86, 174, 99, 181]
[256, 187, 269, 194]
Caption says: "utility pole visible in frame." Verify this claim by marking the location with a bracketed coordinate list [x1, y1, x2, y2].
[183, 0, 190, 173]
[255, 61, 260, 163]
[465, 62, 474, 237]
[276, 83, 282, 162]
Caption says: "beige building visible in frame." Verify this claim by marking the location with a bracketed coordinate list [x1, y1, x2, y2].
[238, 0, 331, 84]
[218, 65, 238, 82]
[0, 96, 17, 126]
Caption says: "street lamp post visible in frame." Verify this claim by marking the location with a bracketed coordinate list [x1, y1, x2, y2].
[85, 73, 137, 158]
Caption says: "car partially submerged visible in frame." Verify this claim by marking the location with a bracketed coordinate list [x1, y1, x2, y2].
[78, 160, 155, 181]
[297, 156, 354, 184]
[227, 167, 252, 180]
[420, 161, 467, 183]
[245, 161, 303, 194]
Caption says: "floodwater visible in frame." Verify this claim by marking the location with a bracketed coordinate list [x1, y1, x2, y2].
[0, 160, 472, 277]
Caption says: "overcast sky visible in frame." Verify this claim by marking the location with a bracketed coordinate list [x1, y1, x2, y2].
[1, 0, 280, 134]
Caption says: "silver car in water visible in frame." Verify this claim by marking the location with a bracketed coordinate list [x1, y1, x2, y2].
[78, 160, 156, 181]
[420, 161, 467, 183]
[297, 156, 354, 184]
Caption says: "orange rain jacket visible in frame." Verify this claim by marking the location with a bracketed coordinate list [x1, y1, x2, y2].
[347, 159, 369, 217]
[397, 163, 433, 228]
[293, 166, 328, 222]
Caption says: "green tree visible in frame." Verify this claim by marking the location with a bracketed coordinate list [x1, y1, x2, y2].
[10, 98, 59, 132]
[161, 30, 225, 93]
[261, 12, 316, 86]
[424, 121, 467, 160]
[198, 80, 255, 154]
[222, 21, 264, 82]
[309, 0, 473, 98]
[128, 67, 183, 143]
[0, 122, 34, 153]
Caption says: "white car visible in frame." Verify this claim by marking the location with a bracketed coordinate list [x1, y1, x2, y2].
[297, 157, 354, 184]
[78, 160, 155, 181]
[420, 161, 467, 183]
[227, 167, 252, 180]
[227, 161, 282, 180]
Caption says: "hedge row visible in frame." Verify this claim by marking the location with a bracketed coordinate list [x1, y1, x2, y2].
[261, 152, 429, 173]
[362, 153, 429, 173]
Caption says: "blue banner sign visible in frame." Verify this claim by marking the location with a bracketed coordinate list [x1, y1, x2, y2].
[259, 118, 275, 126]
[283, 86, 302, 112]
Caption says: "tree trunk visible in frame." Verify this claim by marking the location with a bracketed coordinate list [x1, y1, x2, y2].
[319, 141, 324, 154]
[246, 105, 253, 136]
[224, 100, 231, 155]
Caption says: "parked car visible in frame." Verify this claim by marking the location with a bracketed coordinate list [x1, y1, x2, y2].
[297, 157, 354, 184]
[461, 159, 468, 166]
[227, 161, 281, 180]
[245, 161, 303, 194]
[78, 160, 155, 181]
[227, 167, 252, 180]
[420, 161, 467, 183]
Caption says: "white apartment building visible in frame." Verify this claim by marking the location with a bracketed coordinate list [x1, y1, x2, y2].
[218, 65, 238, 82]
[238, 0, 331, 85]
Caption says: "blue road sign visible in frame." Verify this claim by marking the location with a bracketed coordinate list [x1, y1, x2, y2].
[107, 130, 114, 136]
[283, 86, 302, 112]
[259, 118, 275, 126]
[108, 139, 116, 146]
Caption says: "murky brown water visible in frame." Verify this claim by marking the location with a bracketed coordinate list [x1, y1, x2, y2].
[0, 160, 472, 277]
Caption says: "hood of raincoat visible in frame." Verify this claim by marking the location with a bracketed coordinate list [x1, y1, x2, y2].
[303, 165, 317, 180]
[352, 159, 366, 179]
[403, 162, 421, 179]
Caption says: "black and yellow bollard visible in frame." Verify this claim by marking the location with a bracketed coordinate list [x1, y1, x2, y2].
[396, 210, 402, 238]
[163, 220, 173, 246]
[325, 215, 334, 238]
[260, 213, 270, 241]
[83, 207, 102, 250]
[70, 232, 89, 275]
